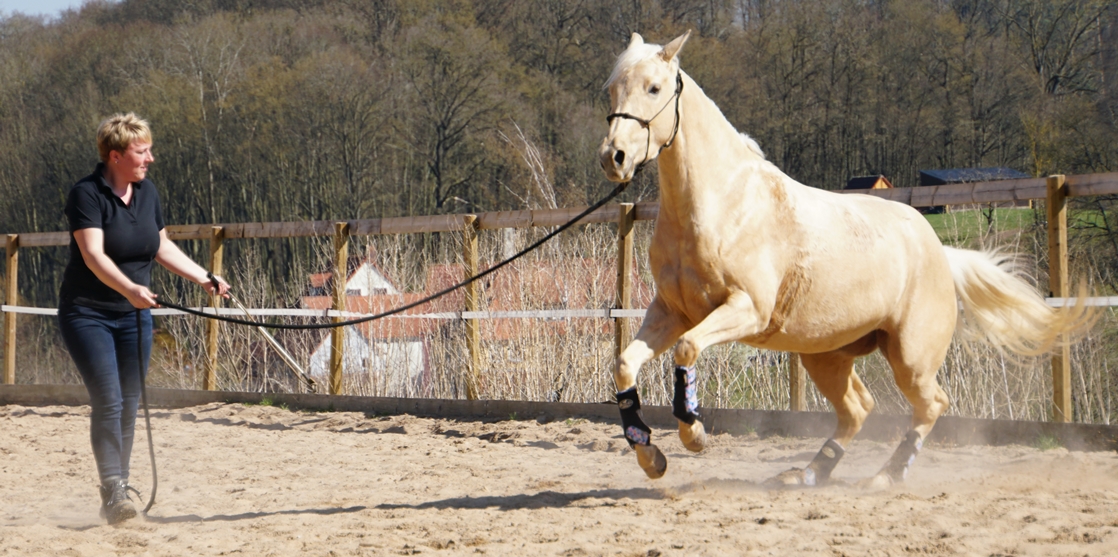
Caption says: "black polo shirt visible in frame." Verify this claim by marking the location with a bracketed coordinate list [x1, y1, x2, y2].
[59, 163, 165, 311]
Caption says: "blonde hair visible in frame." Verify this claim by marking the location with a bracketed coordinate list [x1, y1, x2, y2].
[96, 113, 152, 163]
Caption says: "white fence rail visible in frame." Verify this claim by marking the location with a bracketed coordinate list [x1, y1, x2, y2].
[5, 297, 1117, 318]
[0, 305, 649, 319]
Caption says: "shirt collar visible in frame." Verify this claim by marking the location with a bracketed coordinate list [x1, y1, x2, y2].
[93, 162, 145, 192]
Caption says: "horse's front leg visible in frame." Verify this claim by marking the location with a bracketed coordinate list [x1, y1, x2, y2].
[672, 292, 766, 453]
[616, 298, 687, 479]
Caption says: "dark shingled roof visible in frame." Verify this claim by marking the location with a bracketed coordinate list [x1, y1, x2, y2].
[919, 167, 1029, 185]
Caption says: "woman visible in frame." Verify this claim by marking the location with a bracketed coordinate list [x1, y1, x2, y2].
[58, 113, 230, 524]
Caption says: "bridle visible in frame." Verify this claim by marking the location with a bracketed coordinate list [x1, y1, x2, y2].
[605, 72, 684, 172]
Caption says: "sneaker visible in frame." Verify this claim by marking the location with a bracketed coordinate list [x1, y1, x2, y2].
[98, 477, 138, 525]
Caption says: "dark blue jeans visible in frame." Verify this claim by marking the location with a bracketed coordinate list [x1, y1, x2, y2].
[58, 303, 151, 483]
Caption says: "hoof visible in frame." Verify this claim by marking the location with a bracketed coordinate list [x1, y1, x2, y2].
[763, 468, 817, 489]
[678, 419, 706, 452]
[858, 472, 896, 491]
[635, 444, 667, 479]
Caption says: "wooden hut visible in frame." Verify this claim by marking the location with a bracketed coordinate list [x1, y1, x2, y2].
[844, 175, 894, 190]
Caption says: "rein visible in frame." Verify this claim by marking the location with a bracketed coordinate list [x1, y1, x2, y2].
[605, 72, 683, 173]
[156, 178, 637, 330]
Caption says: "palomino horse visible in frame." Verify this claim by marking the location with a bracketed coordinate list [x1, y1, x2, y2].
[599, 31, 1089, 487]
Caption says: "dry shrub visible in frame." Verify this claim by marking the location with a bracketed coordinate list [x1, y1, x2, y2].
[7, 207, 1117, 425]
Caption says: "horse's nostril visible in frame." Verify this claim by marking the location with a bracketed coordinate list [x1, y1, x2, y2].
[614, 150, 626, 166]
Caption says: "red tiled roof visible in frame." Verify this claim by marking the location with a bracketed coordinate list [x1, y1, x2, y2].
[308, 272, 332, 288]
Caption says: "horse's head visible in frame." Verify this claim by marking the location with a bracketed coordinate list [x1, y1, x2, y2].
[599, 31, 691, 183]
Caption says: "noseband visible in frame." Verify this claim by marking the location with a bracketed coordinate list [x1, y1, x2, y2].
[606, 72, 684, 171]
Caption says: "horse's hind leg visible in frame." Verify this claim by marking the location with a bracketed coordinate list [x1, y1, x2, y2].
[864, 329, 951, 489]
[766, 349, 874, 487]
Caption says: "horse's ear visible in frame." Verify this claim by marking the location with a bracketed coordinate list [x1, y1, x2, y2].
[629, 33, 644, 49]
[659, 30, 691, 63]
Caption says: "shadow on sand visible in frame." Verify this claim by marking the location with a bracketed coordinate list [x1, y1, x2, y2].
[376, 486, 666, 511]
[143, 505, 367, 524]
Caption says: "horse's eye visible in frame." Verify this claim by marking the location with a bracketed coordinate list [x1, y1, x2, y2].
[649, 84, 661, 95]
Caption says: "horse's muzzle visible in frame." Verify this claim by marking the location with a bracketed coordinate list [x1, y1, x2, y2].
[598, 143, 632, 183]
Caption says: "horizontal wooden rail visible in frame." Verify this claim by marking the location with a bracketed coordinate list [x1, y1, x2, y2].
[840, 171, 1118, 207]
[0, 202, 662, 247]
[13, 231, 68, 248]
[6, 173, 1116, 249]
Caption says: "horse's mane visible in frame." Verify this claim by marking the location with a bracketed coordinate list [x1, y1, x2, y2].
[604, 41, 665, 89]
[740, 133, 765, 160]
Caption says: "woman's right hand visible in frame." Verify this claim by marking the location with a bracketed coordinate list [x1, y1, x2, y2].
[125, 284, 160, 309]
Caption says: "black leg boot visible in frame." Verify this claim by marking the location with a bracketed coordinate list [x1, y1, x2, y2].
[616, 387, 652, 447]
[803, 439, 846, 486]
[879, 430, 923, 483]
[99, 476, 138, 525]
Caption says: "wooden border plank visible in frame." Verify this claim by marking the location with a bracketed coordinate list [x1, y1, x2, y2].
[380, 215, 462, 235]
[476, 210, 532, 230]
[530, 205, 619, 228]
[9, 231, 69, 247]
[1067, 172, 1118, 197]
[634, 201, 659, 221]
[3, 385, 1114, 451]
[8, 172, 1114, 245]
[838, 175, 1075, 205]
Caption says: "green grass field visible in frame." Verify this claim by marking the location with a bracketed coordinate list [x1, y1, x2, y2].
[923, 207, 1039, 246]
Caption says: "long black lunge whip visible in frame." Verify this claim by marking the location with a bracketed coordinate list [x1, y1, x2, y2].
[157, 179, 634, 330]
[136, 309, 158, 514]
[126, 168, 647, 514]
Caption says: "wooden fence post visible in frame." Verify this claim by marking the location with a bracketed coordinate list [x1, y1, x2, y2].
[330, 221, 350, 395]
[463, 215, 482, 400]
[787, 353, 806, 412]
[614, 203, 635, 361]
[1046, 174, 1071, 422]
[3, 234, 18, 385]
[203, 226, 224, 391]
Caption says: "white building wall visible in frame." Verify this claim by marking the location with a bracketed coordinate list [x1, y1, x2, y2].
[307, 329, 427, 395]
[345, 264, 399, 296]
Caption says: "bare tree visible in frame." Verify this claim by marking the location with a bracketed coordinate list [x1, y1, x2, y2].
[1002, 0, 1111, 95]
[396, 17, 507, 213]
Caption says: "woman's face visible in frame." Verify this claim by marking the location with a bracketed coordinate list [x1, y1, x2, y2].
[110, 141, 154, 183]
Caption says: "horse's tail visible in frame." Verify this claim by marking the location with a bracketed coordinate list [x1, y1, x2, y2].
[943, 246, 1095, 357]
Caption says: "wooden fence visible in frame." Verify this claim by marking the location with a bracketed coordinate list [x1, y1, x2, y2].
[3, 172, 1118, 422]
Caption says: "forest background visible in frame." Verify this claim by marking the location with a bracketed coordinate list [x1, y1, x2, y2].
[1, 0, 1118, 418]
[0, 0, 1115, 303]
